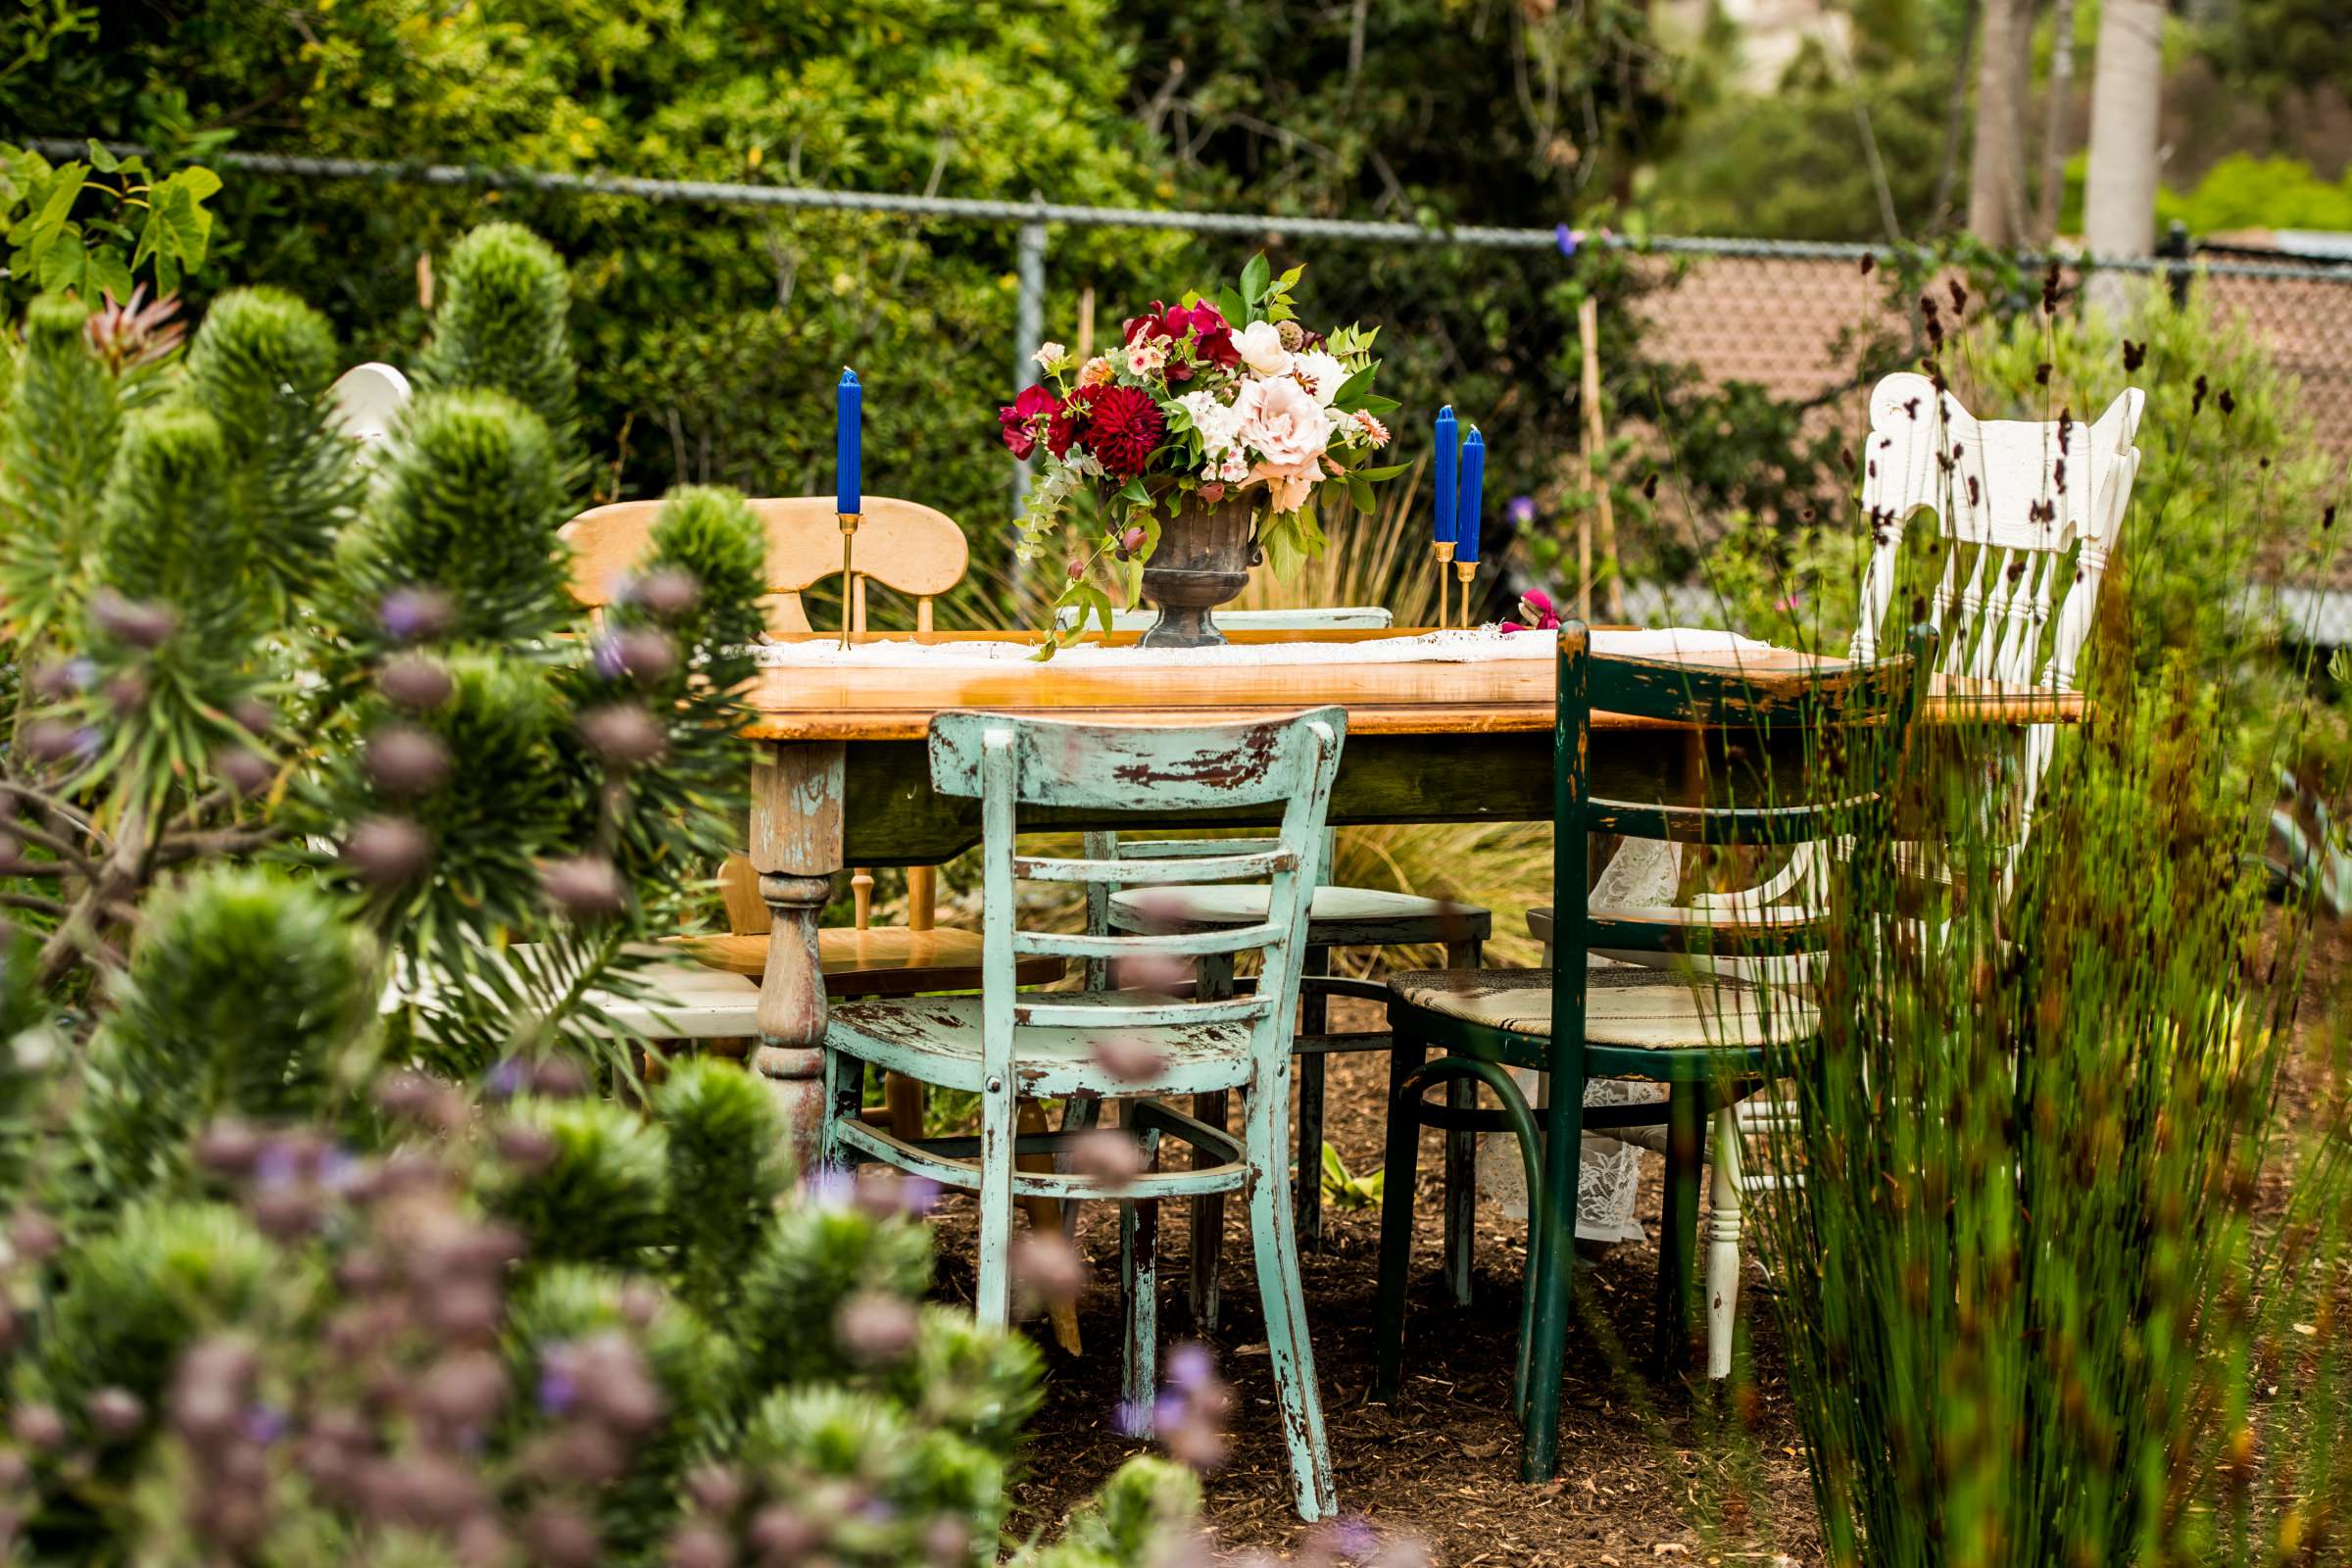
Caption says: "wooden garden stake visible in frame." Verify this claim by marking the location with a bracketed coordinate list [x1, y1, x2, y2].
[1578, 297, 1627, 622]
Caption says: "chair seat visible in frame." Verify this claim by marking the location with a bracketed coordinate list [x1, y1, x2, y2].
[1386, 966, 1816, 1052]
[1110, 884, 1490, 948]
[684, 928, 1064, 997]
[1524, 902, 1820, 946]
[828, 992, 1257, 1099]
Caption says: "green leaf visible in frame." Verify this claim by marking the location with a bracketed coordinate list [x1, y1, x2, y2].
[1357, 394, 1402, 416]
[1212, 287, 1247, 326]
[1122, 553, 1144, 609]
[87, 246, 134, 302]
[1241, 252, 1269, 310]
[36, 237, 85, 293]
[173, 165, 223, 202]
[1347, 474, 1375, 514]
[9, 162, 85, 262]
[1116, 475, 1151, 506]
[1353, 463, 1411, 481]
[1329, 365, 1376, 409]
[84, 138, 119, 173]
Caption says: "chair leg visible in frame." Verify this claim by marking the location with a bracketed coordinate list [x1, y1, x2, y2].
[1520, 1042, 1587, 1483]
[1704, 1102, 1743, 1381]
[1244, 1076, 1336, 1522]
[1440, 939, 1482, 1307]
[1651, 1080, 1704, 1376]
[821, 1051, 862, 1174]
[885, 1072, 925, 1142]
[1058, 1095, 1102, 1241]
[1372, 1036, 1428, 1403]
[1120, 1105, 1163, 1425]
[1295, 945, 1330, 1252]
[974, 1068, 1017, 1329]
[1188, 955, 1237, 1333]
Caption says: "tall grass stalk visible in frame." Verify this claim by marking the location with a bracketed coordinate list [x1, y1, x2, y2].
[1742, 282, 2350, 1567]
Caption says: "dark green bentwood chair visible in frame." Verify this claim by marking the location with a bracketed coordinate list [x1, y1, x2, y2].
[1371, 619, 1936, 1482]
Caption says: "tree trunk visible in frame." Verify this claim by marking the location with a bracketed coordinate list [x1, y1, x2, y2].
[2083, 0, 2164, 316]
[2035, 0, 2078, 243]
[1968, 0, 2030, 245]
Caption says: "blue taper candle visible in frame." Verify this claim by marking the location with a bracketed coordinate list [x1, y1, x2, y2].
[1456, 427, 1486, 564]
[836, 368, 862, 514]
[1432, 405, 1458, 544]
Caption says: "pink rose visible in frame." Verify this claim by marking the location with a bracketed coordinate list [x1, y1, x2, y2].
[1233, 374, 1333, 469]
[1247, 455, 1322, 514]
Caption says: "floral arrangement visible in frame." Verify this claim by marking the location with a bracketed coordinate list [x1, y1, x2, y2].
[1001, 255, 1405, 645]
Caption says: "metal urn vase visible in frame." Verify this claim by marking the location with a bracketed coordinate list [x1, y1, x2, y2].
[1137, 491, 1259, 649]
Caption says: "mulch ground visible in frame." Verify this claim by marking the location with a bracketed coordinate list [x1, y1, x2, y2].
[926, 998, 1823, 1566]
[919, 921, 2346, 1564]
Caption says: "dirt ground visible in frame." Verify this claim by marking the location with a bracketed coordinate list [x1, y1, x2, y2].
[916, 917, 2350, 1565]
[927, 998, 1823, 1567]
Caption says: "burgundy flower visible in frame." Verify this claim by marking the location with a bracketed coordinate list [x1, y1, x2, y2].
[1049, 383, 1102, 459]
[1183, 301, 1240, 369]
[1082, 385, 1166, 480]
[1123, 301, 1180, 345]
[998, 384, 1057, 460]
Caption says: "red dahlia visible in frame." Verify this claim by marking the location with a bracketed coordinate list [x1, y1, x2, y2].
[1081, 385, 1165, 480]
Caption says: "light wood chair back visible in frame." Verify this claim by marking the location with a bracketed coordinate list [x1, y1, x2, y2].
[564, 495, 968, 638]
[561, 494, 970, 934]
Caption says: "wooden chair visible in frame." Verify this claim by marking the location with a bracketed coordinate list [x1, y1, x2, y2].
[561, 497, 1062, 1132]
[821, 707, 1347, 1521]
[1374, 621, 1936, 1481]
[1521, 373, 2146, 1375]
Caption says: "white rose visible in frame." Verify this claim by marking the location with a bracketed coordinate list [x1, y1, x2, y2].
[1033, 341, 1066, 368]
[1292, 350, 1347, 406]
[1234, 319, 1292, 377]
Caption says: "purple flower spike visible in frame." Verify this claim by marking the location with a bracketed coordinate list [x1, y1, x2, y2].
[897, 1175, 942, 1216]
[244, 1404, 290, 1446]
[1507, 495, 1537, 527]
[537, 1365, 578, 1417]
[1166, 1342, 1214, 1393]
[591, 634, 629, 680]
[804, 1167, 856, 1210]
[486, 1057, 528, 1099]
[254, 1143, 301, 1192]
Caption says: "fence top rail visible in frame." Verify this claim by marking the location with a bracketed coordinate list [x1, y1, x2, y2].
[27, 138, 2352, 283]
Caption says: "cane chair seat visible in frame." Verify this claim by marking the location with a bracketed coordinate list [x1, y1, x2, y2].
[1110, 883, 1490, 947]
[828, 992, 1259, 1100]
[1387, 965, 1817, 1053]
[1523, 901, 1819, 948]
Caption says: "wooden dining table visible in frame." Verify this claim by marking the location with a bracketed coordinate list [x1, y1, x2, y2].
[734, 628, 2083, 1168]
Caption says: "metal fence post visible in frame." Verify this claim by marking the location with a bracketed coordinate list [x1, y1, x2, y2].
[1010, 210, 1049, 619]
[2163, 220, 2192, 308]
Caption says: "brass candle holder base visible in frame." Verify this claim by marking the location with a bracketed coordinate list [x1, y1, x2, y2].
[838, 510, 862, 650]
[1431, 541, 1457, 629]
[1455, 561, 1478, 628]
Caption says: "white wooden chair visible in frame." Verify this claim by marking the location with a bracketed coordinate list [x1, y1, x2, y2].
[1524, 370, 2146, 1376]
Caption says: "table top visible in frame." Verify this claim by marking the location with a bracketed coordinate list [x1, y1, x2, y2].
[739, 628, 2086, 742]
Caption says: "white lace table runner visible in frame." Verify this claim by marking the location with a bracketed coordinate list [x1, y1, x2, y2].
[753, 625, 1778, 670]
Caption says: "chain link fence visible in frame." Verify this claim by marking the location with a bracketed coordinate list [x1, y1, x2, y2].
[39, 140, 2349, 640]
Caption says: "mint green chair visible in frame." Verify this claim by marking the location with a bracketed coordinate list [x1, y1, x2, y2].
[820, 707, 1347, 1521]
[1371, 621, 1936, 1482]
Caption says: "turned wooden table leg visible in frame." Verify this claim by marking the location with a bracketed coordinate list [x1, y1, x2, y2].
[749, 741, 845, 1178]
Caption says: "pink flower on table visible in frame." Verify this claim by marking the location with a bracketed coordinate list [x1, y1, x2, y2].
[1248, 455, 1323, 514]
[1498, 587, 1562, 635]
[1233, 374, 1333, 469]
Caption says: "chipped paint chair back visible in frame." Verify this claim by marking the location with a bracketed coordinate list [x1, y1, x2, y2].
[820, 707, 1348, 1522]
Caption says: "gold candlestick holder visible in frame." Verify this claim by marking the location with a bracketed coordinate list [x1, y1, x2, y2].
[1431, 541, 1457, 629]
[1454, 561, 1478, 628]
[838, 510, 862, 650]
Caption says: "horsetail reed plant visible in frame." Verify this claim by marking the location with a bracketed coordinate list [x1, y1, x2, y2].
[1735, 293, 2350, 1566]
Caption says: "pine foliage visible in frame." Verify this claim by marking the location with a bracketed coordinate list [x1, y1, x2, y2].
[68, 869, 377, 1213]
[734, 1200, 936, 1391]
[335, 390, 571, 650]
[0, 295, 117, 649]
[415, 222, 578, 486]
[475, 1095, 668, 1265]
[651, 1056, 792, 1321]
[181, 286, 359, 605]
